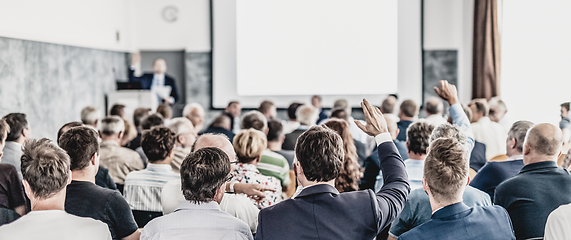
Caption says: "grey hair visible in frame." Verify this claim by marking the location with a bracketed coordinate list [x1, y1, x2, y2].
[430, 123, 467, 148]
[508, 121, 534, 153]
[296, 105, 319, 126]
[80, 106, 99, 125]
[168, 117, 194, 135]
[100, 116, 124, 135]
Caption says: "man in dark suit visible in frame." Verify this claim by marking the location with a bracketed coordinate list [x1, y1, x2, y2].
[399, 137, 515, 240]
[129, 56, 178, 103]
[282, 104, 319, 151]
[201, 115, 235, 142]
[256, 99, 410, 240]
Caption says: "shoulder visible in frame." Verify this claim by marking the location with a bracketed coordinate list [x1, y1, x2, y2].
[261, 151, 288, 166]
[0, 163, 17, 175]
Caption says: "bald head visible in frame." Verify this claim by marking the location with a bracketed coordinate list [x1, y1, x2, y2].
[191, 134, 236, 161]
[384, 116, 398, 140]
[524, 123, 562, 163]
[425, 97, 444, 115]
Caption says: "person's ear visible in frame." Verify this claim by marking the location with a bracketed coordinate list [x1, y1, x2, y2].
[524, 142, 531, 155]
[422, 178, 430, 195]
[94, 119, 99, 128]
[22, 180, 33, 199]
[118, 131, 124, 139]
[67, 170, 72, 184]
[168, 148, 174, 158]
[510, 138, 517, 150]
[177, 135, 184, 145]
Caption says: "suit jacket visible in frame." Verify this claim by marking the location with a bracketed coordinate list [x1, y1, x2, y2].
[255, 141, 410, 240]
[281, 128, 306, 151]
[470, 141, 487, 171]
[399, 202, 515, 240]
[128, 69, 179, 102]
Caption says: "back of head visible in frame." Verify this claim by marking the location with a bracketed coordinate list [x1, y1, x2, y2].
[180, 147, 230, 203]
[469, 98, 489, 117]
[21, 138, 70, 199]
[241, 110, 268, 132]
[100, 116, 125, 136]
[59, 126, 99, 171]
[333, 99, 351, 115]
[141, 113, 164, 130]
[168, 117, 195, 135]
[258, 100, 275, 115]
[311, 95, 322, 108]
[141, 126, 176, 162]
[296, 104, 319, 126]
[508, 121, 534, 153]
[267, 120, 284, 142]
[384, 116, 398, 139]
[80, 106, 99, 126]
[233, 129, 267, 163]
[430, 122, 467, 147]
[330, 109, 349, 122]
[0, 119, 9, 144]
[424, 137, 468, 203]
[287, 102, 303, 120]
[525, 123, 562, 157]
[156, 104, 173, 120]
[3, 113, 28, 142]
[407, 122, 434, 155]
[210, 115, 231, 130]
[191, 133, 231, 153]
[425, 97, 444, 115]
[57, 122, 84, 145]
[133, 107, 152, 128]
[183, 103, 205, 128]
[110, 104, 126, 118]
[488, 97, 507, 114]
[399, 100, 418, 118]
[381, 96, 397, 114]
[562, 102, 570, 112]
[295, 126, 343, 182]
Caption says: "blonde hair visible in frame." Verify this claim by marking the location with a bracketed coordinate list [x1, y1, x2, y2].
[233, 129, 267, 163]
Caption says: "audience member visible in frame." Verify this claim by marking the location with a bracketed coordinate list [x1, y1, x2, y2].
[469, 98, 507, 159]
[1, 113, 31, 180]
[127, 107, 152, 150]
[283, 102, 302, 134]
[323, 119, 361, 193]
[380, 95, 399, 123]
[202, 114, 235, 141]
[470, 120, 533, 201]
[109, 104, 126, 119]
[119, 118, 137, 147]
[398, 138, 514, 240]
[233, 129, 283, 208]
[282, 104, 319, 150]
[167, 117, 196, 173]
[142, 147, 253, 240]
[544, 203, 571, 240]
[156, 104, 172, 125]
[455, 104, 487, 171]
[329, 109, 368, 166]
[489, 96, 511, 130]
[0, 138, 111, 239]
[396, 121, 434, 190]
[495, 123, 571, 240]
[124, 127, 180, 227]
[332, 99, 368, 144]
[60, 126, 140, 240]
[396, 99, 418, 141]
[311, 95, 328, 124]
[266, 120, 295, 169]
[359, 115, 408, 191]
[136, 113, 165, 165]
[80, 106, 100, 128]
[98, 116, 143, 193]
[0, 119, 26, 224]
[57, 122, 116, 190]
[258, 100, 277, 120]
[183, 102, 205, 132]
[224, 101, 242, 133]
[560, 102, 571, 144]
[423, 97, 447, 127]
[255, 99, 409, 240]
[161, 134, 264, 233]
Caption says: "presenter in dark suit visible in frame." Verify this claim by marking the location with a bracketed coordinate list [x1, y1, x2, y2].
[129, 54, 179, 104]
[255, 99, 410, 240]
[398, 137, 515, 240]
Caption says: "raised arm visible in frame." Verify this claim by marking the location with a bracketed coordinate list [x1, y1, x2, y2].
[434, 80, 475, 154]
[356, 99, 410, 233]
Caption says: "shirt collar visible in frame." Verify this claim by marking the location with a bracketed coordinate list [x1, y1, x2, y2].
[100, 140, 119, 147]
[506, 155, 523, 161]
[175, 201, 220, 211]
[520, 161, 559, 173]
[146, 163, 175, 172]
[432, 202, 470, 219]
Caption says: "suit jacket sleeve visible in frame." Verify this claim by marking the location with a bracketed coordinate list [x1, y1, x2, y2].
[166, 77, 179, 102]
[374, 141, 410, 233]
[128, 68, 143, 82]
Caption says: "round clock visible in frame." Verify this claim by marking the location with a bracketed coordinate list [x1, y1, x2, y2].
[162, 6, 179, 23]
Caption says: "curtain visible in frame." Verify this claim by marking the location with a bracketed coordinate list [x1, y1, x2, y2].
[472, 0, 501, 100]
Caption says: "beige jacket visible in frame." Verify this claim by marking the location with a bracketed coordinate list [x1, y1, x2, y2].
[99, 140, 144, 185]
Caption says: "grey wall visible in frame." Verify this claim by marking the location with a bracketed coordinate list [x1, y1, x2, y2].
[0, 37, 127, 141]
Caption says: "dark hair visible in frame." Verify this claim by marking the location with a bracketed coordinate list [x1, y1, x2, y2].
[562, 102, 570, 112]
[110, 104, 125, 117]
[469, 99, 489, 117]
[258, 100, 275, 114]
[21, 138, 70, 199]
[133, 108, 151, 127]
[424, 137, 468, 202]
[57, 122, 84, 145]
[287, 103, 302, 120]
[180, 147, 230, 203]
[267, 120, 284, 142]
[3, 113, 28, 142]
[141, 113, 164, 130]
[406, 122, 434, 155]
[210, 115, 231, 129]
[0, 119, 10, 143]
[295, 126, 343, 182]
[59, 126, 99, 171]
[240, 111, 267, 131]
[141, 127, 176, 162]
[425, 98, 443, 115]
[156, 104, 173, 120]
[227, 101, 239, 108]
[330, 109, 349, 122]
[400, 100, 418, 118]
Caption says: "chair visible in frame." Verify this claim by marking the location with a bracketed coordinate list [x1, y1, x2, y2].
[557, 154, 566, 167]
[132, 210, 162, 228]
[469, 168, 478, 182]
[489, 154, 509, 162]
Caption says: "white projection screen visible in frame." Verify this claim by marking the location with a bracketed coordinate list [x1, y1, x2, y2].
[212, 0, 421, 108]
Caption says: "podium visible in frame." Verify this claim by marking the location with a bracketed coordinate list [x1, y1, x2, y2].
[107, 90, 158, 123]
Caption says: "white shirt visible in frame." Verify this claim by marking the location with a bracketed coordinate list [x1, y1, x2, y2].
[471, 117, 507, 160]
[545, 203, 571, 240]
[0, 210, 111, 240]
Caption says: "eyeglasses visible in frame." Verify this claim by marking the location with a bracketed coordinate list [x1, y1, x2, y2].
[225, 174, 233, 182]
[230, 160, 239, 165]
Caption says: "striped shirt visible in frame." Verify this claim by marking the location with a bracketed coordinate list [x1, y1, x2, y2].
[124, 164, 180, 212]
[257, 150, 290, 187]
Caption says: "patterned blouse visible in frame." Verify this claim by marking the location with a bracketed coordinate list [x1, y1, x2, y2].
[232, 163, 283, 209]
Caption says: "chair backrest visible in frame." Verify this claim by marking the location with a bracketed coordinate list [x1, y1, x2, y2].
[557, 154, 566, 167]
[469, 168, 478, 182]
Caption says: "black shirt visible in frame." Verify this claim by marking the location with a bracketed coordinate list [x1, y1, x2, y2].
[65, 180, 138, 240]
[0, 163, 26, 210]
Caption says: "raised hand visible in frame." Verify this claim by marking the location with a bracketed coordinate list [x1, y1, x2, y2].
[355, 98, 388, 136]
[434, 80, 459, 105]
